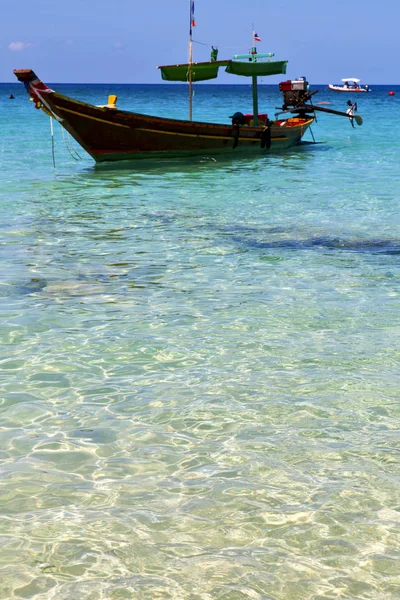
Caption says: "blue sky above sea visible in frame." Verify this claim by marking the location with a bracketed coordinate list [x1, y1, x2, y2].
[2, 0, 400, 84]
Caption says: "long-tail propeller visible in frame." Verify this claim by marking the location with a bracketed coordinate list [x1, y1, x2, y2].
[277, 77, 363, 126]
[276, 103, 363, 126]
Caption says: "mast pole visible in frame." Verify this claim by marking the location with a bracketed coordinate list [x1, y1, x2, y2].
[251, 28, 259, 126]
[188, 0, 194, 121]
[189, 38, 193, 121]
[252, 72, 259, 126]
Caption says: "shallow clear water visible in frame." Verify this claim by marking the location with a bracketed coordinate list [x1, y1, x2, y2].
[1, 81, 400, 599]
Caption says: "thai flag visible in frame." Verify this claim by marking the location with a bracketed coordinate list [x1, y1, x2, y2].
[253, 32, 262, 42]
[190, 0, 196, 27]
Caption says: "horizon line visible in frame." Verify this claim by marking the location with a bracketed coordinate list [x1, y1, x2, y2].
[2, 81, 398, 86]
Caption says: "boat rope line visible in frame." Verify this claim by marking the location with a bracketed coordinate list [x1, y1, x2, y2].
[49, 116, 56, 168]
[192, 39, 249, 50]
[48, 114, 82, 164]
[61, 128, 82, 161]
[34, 88, 63, 123]
[67, 132, 83, 159]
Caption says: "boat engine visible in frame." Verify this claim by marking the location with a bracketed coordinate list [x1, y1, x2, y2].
[279, 77, 311, 109]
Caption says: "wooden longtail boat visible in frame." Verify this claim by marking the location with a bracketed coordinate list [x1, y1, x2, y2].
[13, 68, 315, 163]
[13, 4, 361, 164]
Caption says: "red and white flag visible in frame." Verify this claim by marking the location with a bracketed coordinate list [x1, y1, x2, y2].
[190, 1, 196, 27]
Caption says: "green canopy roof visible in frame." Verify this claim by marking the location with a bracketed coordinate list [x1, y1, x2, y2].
[158, 58, 287, 82]
[226, 60, 288, 77]
[158, 60, 230, 82]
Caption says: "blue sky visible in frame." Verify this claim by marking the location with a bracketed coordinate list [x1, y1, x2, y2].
[2, 0, 399, 84]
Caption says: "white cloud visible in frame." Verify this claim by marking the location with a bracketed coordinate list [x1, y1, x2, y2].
[8, 41, 33, 52]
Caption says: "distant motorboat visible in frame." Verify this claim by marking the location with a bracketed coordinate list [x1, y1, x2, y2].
[328, 78, 370, 93]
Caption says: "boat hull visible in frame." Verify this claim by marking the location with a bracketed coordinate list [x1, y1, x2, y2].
[14, 69, 314, 164]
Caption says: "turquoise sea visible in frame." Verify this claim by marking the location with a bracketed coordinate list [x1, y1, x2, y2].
[1, 80, 400, 599]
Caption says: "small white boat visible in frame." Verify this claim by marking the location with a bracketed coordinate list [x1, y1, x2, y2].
[328, 78, 370, 93]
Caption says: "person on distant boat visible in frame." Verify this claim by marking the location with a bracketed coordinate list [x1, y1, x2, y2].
[353, 82, 358, 89]
[9, 93, 14, 99]
[344, 81, 349, 88]
[346, 100, 357, 127]
[365, 84, 369, 92]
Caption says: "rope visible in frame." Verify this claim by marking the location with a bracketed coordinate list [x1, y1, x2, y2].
[68, 133, 83, 159]
[192, 39, 249, 50]
[38, 88, 83, 163]
[61, 128, 82, 161]
[49, 116, 55, 168]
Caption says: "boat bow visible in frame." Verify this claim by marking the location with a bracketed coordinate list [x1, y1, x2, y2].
[14, 69, 56, 112]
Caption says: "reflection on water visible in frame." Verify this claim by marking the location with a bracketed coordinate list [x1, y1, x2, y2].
[90, 142, 321, 176]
